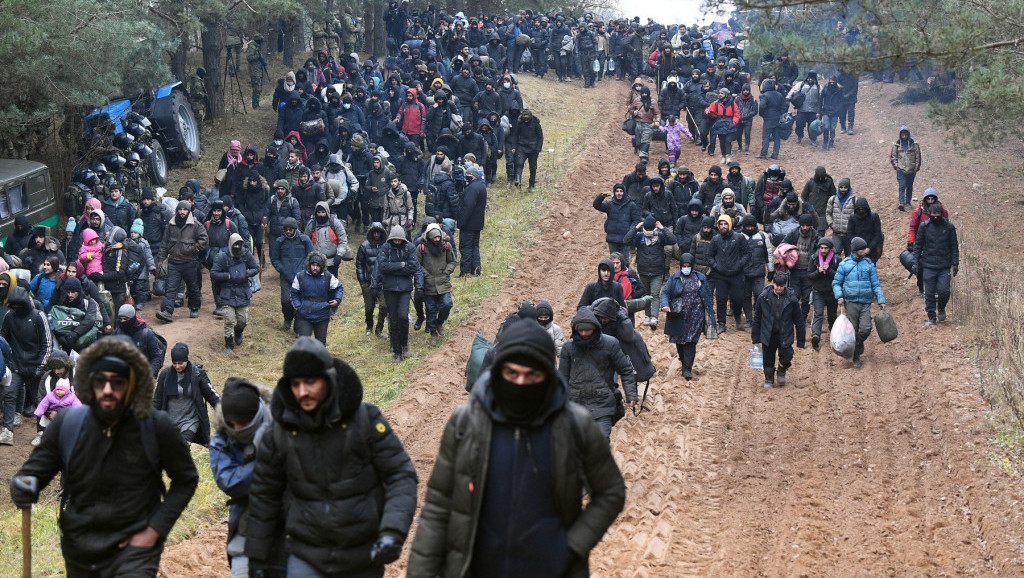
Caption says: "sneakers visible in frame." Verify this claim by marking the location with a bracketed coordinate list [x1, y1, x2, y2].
[528, 186, 535, 193]
[643, 316, 653, 327]
[414, 318, 424, 331]
[0, 428, 11, 445]
[776, 368, 787, 386]
[811, 335, 820, 350]
[13, 415, 22, 426]
[938, 310, 946, 322]
[717, 322, 727, 334]
[392, 354, 402, 363]
[924, 319, 936, 327]
[30, 432, 42, 447]
[682, 369, 693, 381]
[365, 328, 372, 336]
[649, 318, 658, 329]
[898, 205, 906, 212]
[755, 155, 767, 159]
[721, 156, 727, 164]
[156, 309, 174, 323]
[735, 319, 744, 330]
[763, 369, 775, 388]
[189, 310, 200, 318]
[852, 356, 862, 369]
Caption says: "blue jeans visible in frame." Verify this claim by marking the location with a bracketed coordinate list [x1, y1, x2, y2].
[897, 169, 916, 206]
[821, 114, 839, 148]
[423, 292, 453, 332]
[286, 555, 326, 577]
[3, 371, 30, 431]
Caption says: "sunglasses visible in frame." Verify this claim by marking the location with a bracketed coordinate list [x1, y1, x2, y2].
[91, 375, 130, 392]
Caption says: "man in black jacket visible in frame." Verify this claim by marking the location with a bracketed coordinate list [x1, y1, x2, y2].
[757, 79, 787, 160]
[458, 166, 487, 276]
[578, 258, 626, 311]
[710, 214, 751, 330]
[511, 109, 543, 191]
[914, 203, 959, 326]
[11, 338, 198, 576]
[0, 287, 53, 443]
[246, 337, 418, 578]
[153, 343, 221, 445]
[752, 272, 806, 388]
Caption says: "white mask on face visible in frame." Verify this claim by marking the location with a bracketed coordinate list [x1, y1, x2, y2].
[681, 266, 692, 276]
[503, 82, 511, 89]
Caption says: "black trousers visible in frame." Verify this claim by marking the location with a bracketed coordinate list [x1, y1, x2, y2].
[675, 342, 697, 372]
[763, 331, 794, 372]
[384, 290, 411, 355]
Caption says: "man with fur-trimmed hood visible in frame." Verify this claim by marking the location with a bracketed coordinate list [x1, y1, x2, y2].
[245, 337, 418, 577]
[11, 338, 199, 576]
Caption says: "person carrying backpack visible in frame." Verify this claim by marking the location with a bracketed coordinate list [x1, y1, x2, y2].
[10, 338, 199, 576]
[114, 304, 167, 376]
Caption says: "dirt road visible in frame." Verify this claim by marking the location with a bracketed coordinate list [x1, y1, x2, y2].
[161, 79, 1024, 576]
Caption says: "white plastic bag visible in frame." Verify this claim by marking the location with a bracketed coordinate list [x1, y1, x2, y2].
[830, 314, 856, 360]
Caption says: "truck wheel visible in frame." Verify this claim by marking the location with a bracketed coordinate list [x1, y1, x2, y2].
[153, 90, 201, 162]
[148, 140, 168, 186]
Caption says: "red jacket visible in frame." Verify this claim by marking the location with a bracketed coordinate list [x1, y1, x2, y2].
[907, 204, 949, 243]
[396, 88, 426, 136]
[704, 99, 741, 125]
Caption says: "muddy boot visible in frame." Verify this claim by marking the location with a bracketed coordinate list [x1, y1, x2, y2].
[763, 367, 775, 388]
[234, 328, 244, 346]
[224, 337, 234, 354]
[776, 367, 787, 386]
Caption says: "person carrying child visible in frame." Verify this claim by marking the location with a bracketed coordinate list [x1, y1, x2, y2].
[32, 376, 81, 446]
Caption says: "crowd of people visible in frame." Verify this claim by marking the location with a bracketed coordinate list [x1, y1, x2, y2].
[0, 5, 965, 578]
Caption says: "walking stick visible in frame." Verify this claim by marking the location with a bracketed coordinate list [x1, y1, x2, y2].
[632, 380, 651, 416]
[13, 476, 38, 578]
[685, 107, 703, 143]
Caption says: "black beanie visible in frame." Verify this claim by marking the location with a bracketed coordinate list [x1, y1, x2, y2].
[536, 300, 554, 319]
[491, 319, 556, 377]
[171, 343, 189, 363]
[281, 336, 333, 382]
[221, 378, 261, 424]
[517, 301, 538, 320]
[799, 213, 815, 226]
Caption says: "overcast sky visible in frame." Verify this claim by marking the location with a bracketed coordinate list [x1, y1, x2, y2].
[616, 0, 735, 27]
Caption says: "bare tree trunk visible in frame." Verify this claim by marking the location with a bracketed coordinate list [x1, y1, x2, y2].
[201, 20, 225, 119]
[169, 37, 189, 83]
[283, 17, 299, 68]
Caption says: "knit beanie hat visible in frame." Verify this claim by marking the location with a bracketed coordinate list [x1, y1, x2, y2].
[117, 304, 137, 319]
[221, 378, 262, 424]
[838, 177, 851, 188]
[131, 219, 144, 236]
[850, 237, 868, 252]
[171, 343, 190, 363]
[66, 217, 77, 233]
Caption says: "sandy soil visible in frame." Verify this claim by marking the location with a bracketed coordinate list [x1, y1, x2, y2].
[154, 77, 1024, 577]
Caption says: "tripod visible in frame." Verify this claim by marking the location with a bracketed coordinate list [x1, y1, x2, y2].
[224, 44, 248, 115]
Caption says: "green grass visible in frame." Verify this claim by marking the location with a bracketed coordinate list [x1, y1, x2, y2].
[0, 74, 604, 570]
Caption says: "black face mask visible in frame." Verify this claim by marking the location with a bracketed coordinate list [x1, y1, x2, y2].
[930, 215, 944, 225]
[315, 213, 328, 224]
[492, 374, 550, 425]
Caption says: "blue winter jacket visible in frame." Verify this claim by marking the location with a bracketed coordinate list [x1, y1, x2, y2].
[290, 268, 344, 323]
[270, 233, 314, 288]
[832, 255, 886, 304]
[371, 241, 423, 293]
[211, 246, 260, 307]
[593, 194, 642, 244]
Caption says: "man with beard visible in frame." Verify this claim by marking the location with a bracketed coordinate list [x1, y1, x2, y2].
[156, 201, 209, 323]
[245, 337, 418, 578]
[407, 319, 625, 576]
[10, 338, 198, 576]
[211, 234, 260, 353]
[270, 217, 314, 331]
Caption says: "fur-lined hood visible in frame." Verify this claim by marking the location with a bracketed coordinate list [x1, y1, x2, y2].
[213, 379, 273, 432]
[74, 337, 156, 420]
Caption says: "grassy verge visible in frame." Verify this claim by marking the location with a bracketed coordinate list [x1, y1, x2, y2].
[952, 238, 1024, 469]
[1, 74, 603, 573]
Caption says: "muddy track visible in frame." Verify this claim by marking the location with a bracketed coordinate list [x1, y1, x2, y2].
[162, 79, 1024, 576]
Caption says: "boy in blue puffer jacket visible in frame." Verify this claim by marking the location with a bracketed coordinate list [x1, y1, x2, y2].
[832, 236, 886, 368]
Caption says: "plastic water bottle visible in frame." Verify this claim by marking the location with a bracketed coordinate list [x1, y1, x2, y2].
[749, 344, 763, 369]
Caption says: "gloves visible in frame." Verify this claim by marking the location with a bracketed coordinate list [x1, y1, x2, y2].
[10, 475, 38, 509]
[369, 532, 402, 565]
[952, 265, 958, 277]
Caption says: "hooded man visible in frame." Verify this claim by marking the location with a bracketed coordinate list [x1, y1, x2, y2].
[113, 304, 166, 375]
[211, 233, 260, 353]
[801, 166, 836, 236]
[245, 337, 418, 577]
[305, 201, 350, 278]
[408, 319, 625, 576]
[710, 213, 751, 330]
[511, 108, 543, 191]
[845, 198, 883, 264]
[578, 258, 627, 311]
[752, 272, 806, 388]
[559, 308, 637, 438]
[0, 286, 53, 441]
[154, 343, 220, 445]
[290, 251, 344, 344]
[416, 223, 456, 337]
[270, 217, 314, 330]
[458, 165, 487, 276]
[371, 225, 423, 361]
[11, 338, 199, 575]
[890, 125, 922, 210]
[914, 202, 959, 326]
[357, 223, 389, 336]
[5, 215, 34, 257]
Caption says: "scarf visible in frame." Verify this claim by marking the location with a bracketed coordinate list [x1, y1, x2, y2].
[227, 140, 242, 167]
[816, 250, 834, 268]
[425, 236, 445, 256]
[643, 229, 659, 246]
[224, 402, 268, 446]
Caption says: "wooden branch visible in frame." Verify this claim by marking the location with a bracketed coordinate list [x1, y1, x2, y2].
[148, 6, 181, 28]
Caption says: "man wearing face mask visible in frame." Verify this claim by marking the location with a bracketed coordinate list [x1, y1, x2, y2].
[271, 217, 314, 331]
[408, 319, 625, 576]
[914, 203, 959, 326]
[10, 338, 199, 576]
